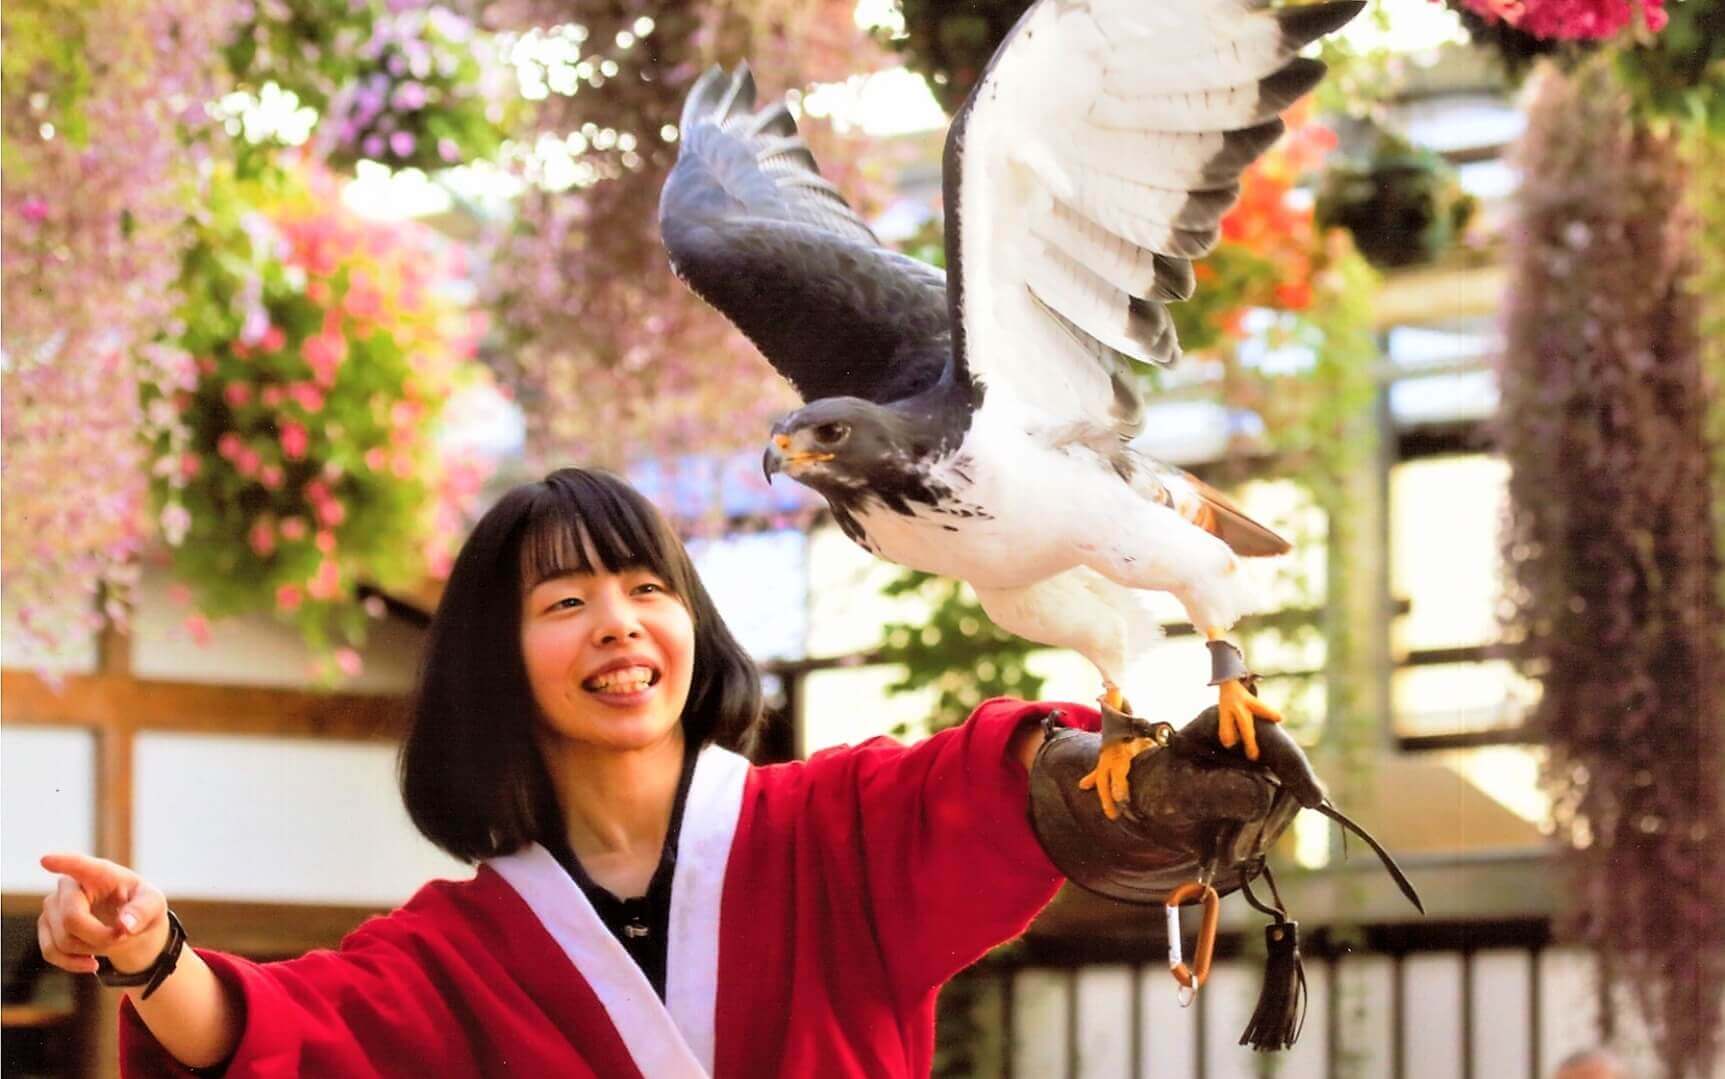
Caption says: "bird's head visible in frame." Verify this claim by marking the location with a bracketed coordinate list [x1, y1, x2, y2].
[763, 398, 904, 492]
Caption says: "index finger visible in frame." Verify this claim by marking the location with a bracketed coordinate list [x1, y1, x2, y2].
[40, 853, 132, 896]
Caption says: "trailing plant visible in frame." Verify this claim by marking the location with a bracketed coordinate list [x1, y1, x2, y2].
[1496, 60, 1723, 1077]
[1, 0, 235, 658]
[151, 161, 490, 674]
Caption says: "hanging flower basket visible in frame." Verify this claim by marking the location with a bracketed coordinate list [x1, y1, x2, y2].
[148, 161, 490, 671]
[1315, 129, 1477, 270]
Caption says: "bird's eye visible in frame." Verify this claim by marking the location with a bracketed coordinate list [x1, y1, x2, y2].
[812, 422, 850, 446]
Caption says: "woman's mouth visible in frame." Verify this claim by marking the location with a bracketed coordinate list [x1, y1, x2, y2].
[581, 665, 661, 697]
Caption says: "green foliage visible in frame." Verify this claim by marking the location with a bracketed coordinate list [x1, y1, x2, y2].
[876, 572, 1046, 734]
[1615, 0, 1725, 132]
[884, 0, 1030, 114]
[0, 0, 94, 162]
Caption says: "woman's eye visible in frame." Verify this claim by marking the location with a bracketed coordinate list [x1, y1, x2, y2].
[634, 582, 663, 595]
[550, 596, 583, 611]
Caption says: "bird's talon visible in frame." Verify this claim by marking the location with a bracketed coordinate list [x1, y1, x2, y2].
[1079, 736, 1155, 820]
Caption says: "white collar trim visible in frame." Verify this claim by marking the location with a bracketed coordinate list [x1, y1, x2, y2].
[486, 743, 750, 1078]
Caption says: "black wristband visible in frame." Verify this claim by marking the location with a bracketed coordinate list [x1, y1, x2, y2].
[95, 909, 186, 999]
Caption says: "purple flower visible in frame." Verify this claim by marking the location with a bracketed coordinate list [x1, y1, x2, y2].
[362, 133, 386, 158]
[392, 80, 428, 110]
[389, 131, 417, 159]
[437, 137, 461, 163]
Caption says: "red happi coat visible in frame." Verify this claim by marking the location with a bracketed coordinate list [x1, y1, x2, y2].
[120, 699, 1098, 1077]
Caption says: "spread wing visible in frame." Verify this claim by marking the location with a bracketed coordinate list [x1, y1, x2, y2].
[660, 66, 953, 406]
[943, 0, 1363, 435]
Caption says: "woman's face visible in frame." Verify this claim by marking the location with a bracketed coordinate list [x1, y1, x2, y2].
[519, 560, 696, 755]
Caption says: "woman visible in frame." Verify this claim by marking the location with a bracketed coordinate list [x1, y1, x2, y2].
[38, 467, 1094, 1077]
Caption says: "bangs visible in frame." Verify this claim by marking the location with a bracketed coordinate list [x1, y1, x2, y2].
[517, 472, 685, 595]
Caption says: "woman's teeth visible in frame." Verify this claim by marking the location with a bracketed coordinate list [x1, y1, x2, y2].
[585, 666, 656, 694]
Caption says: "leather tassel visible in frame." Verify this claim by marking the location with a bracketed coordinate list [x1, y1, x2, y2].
[1239, 919, 1307, 1051]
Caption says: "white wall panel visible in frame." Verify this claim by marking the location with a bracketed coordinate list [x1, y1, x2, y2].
[1404, 953, 1464, 1079]
[1334, 955, 1395, 1079]
[134, 732, 467, 905]
[1275, 957, 1332, 1079]
[1073, 965, 1132, 1079]
[1013, 969, 1071, 1079]
[1141, 964, 1199, 1078]
[1, 727, 97, 892]
[1471, 950, 1531, 1078]
[1538, 948, 1600, 1073]
[1201, 961, 1261, 1079]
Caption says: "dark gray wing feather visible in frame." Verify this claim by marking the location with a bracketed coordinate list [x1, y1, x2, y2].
[660, 65, 951, 406]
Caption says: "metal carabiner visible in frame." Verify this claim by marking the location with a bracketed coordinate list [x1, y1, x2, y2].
[1165, 880, 1220, 1005]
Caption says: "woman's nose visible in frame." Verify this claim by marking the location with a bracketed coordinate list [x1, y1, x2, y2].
[589, 594, 644, 644]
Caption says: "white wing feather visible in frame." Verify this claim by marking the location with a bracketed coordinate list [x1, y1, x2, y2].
[951, 0, 1359, 432]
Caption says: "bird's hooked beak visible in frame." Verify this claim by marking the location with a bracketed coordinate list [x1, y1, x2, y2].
[762, 432, 833, 483]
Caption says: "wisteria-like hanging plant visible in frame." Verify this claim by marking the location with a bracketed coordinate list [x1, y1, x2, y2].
[1497, 61, 1723, 1077]
[150, 162, 491, 675]
[1, 0, 236, 657]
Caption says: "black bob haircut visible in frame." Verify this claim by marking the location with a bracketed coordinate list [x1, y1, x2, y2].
[399, 467, 765, 862]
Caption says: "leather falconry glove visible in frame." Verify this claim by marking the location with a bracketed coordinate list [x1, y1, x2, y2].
[1029, 702, 1423, 1052]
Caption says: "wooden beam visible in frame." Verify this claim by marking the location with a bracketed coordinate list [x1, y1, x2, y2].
[95, 724, 133, 867]
[0, 671, 407, 741]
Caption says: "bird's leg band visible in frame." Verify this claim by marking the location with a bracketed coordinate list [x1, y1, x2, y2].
[1206, 639, 1251, 687]
[1100, 695, 1170, 747]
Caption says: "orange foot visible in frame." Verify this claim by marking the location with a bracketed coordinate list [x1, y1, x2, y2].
[1216, 679, 1282, 760]
[1079, 737, 1156, 820]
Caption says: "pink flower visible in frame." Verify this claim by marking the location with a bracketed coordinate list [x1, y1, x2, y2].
[261, 385, 285, 408]
[198, 356, 218, 375]
[180, 453, 202, 480]
[260, 464, 285, 490]
[167, 584, 193, 606]
[303, 331, 347, 386]
[18, 196, 49, 223]
[217, 432, 243, 460]
[304, 479, 331, 505]
[317, 500, 347, 527]
[280, 516, 308, 541]
[308, 559, 342, 601]
[315, 529, 337, 554]
[280, 422, 309, 461]
[224, 381, 253, 408]
[261, 325, 287, 352]
[364, 447, 388, 472]
[183, 614, 211, 646]
[290, 383, 325, 413]
[276, 583, 304, 612]
[235, 449, 261, 478]
[334, 647, 364, 678]
[249, 519, 277, 557]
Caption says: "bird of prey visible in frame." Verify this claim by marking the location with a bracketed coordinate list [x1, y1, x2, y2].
[659, 0, 1362, 818]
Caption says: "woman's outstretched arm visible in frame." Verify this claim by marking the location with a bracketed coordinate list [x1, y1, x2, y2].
[38, 853, 241, 1070]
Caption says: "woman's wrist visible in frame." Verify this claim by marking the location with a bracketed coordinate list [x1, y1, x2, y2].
[105, 915, 174, 975]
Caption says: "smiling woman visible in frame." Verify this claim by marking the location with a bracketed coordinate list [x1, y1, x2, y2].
[35, 466, 1107, 1078]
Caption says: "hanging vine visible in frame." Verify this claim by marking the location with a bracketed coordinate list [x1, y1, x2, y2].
[1496, 60, 1724, 1078]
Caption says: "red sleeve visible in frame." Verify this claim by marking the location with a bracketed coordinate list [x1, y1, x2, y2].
[117, 912, 472, 1078]
[825, 697, 1099, 1002]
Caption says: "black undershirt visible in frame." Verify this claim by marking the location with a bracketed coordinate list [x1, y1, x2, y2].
[543, 744, 699, 1000]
